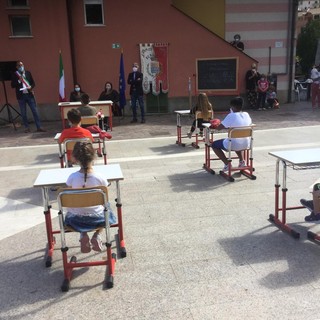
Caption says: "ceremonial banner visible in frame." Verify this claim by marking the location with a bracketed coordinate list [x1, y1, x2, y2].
[139, 43, 169, 95]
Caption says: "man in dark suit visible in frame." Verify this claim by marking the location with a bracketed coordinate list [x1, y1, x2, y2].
[11, 60, 45, 132]
[127, 62, 145, 123]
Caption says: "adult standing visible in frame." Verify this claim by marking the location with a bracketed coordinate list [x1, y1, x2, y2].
[11, 60, 46, 133]
[310, 64, 320, 109]
[245, 63, 260, 110]
[127, 62, 145, 123]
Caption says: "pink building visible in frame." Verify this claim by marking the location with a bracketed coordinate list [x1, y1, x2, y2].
[0, 0, 297, 121]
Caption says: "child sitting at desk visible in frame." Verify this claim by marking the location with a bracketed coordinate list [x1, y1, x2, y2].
[187, 92, 213, 138]
[77, 93, 97, 117]
[64, 141, 115, 253]
[58, 108, 93, 165]
[211, 96, 252, 172]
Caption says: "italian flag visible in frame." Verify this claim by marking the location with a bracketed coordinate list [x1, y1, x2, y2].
[59, 51, 66, 102]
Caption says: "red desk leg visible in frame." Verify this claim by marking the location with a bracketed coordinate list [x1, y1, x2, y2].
[60, 106, 66, 129]
[108, 105, 113, 131]
[42, 187, 56, 267]
[268, 159, 300, 239]
[203, 126, 215, 174]
[114, 181, 126, 257]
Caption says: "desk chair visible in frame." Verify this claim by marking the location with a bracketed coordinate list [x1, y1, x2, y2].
[203, 125, 256, 182]
[81, 116, 108, 161]
[81, 115, 99, 127]
[59, 137, 92, 168]
[191, 110, 213, 149]
[294, 80, 308, 102]
[57, 186, 116, 291]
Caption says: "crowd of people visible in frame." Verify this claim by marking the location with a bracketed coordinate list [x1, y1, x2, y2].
[10, 60, 147, 133]
[245, 63, 279, 111]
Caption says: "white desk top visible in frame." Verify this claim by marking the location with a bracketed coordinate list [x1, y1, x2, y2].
[58, 100, 113, 107]
[174, 110, 190, 115]
[34, 164, 123, 188]
[269, 148, 320, 166]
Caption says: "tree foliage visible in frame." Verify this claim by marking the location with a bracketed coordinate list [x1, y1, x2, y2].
[296, 19, 320, 75]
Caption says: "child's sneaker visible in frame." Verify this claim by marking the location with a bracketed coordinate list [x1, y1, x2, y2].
[238, 160, 246, 168]
[80, 233, 91, 253]
[91, 233, 103, 252]
[304, 212, 320, 222]
[222, 164, 230, 172]
[187, 132, 192, 139]
[300, 199, 314, 213]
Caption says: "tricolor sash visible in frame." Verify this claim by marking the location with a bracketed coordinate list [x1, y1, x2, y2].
[16, 71, 31, 92]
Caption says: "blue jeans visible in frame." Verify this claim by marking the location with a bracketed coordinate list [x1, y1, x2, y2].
[131, 93, 145, 120]
[18, 94, 41, 129]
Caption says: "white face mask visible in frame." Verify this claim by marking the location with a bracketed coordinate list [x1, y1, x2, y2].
[133, 67, 138, 72]
[75, 87, 80, 92]
[229, 107, 234, 113]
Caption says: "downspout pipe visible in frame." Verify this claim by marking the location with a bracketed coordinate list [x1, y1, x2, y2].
[288, 0, 299, 103]
[66, 0, 77, 84]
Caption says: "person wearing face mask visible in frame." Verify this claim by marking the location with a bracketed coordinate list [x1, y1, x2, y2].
[11, 60, 46, 133]
[211, 97, 252, 172]
[127, 62, 145, 123]
[70, 83, 85, 102]
[98, 81, 121, 116]
[256, 74, 269, 111]
[245, 63, 260, 109]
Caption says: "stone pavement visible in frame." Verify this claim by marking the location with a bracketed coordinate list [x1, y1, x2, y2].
[1, 101, 320, 319]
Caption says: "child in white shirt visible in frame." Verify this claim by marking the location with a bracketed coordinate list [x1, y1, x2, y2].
[64, 141, 115, 253]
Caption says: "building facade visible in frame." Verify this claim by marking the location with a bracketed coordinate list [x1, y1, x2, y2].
[0, 0, 296, 121]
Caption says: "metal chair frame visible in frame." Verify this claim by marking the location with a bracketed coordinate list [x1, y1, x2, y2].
[203, 125, 256, 182]
[81, 116, 108, 163]
[57, 186, 116, 291]
[59, 137, 92, 168]
[191, 110, 214, 149]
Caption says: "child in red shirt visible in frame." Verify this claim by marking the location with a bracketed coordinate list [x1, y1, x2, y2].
[58, 108, 93, 164]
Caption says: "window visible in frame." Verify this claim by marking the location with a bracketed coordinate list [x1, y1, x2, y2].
[10, 15, 31, 36]
[84, 0, 104, 25]
[8, 0, 28, 7]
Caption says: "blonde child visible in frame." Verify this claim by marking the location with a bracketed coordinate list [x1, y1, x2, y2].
[187, 92, 213, 138]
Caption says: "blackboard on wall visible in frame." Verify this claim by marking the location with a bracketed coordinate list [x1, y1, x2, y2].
[0, 61, 17, 81]
[196, 57, 238, 91]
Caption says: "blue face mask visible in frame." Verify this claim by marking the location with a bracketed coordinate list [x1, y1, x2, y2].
[18, 66, 24, 73]
[75, 87, 80, 92]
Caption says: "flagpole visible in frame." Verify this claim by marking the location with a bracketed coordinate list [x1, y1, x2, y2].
[119, 49, 126, 119]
